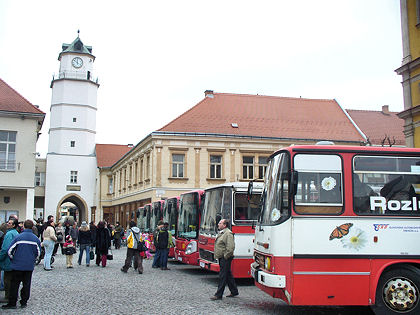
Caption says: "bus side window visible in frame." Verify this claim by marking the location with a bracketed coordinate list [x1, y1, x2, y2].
[380, 175, 416, 201]
[353, 175, 377, 213]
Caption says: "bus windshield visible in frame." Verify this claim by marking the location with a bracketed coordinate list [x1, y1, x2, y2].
[163, 198, 178, 235]
[233, 193, 261, 223]
[177, 192, 199, 239]
[260, 152, 290, 225]
[144, 205, 151, 233]
[151, 202, 162, 231]
[200, 187, 226, 235]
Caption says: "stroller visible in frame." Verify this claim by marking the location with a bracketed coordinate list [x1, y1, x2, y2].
[35, 245, 55, 266]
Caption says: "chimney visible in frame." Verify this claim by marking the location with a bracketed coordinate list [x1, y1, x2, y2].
[128, 144, 134, 148]
[204, 90, 214, 98]
[382, 105, 390, 115]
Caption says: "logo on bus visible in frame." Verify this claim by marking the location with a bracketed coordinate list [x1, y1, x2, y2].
[373, 224, 389, 231]
[370, 196, 419, 211]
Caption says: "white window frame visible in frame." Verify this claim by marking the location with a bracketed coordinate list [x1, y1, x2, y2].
[242, 156, 254, 180]
[70, 170, 78, 184]
[210, 155, 222, 179]
[0, 131, 16, 171]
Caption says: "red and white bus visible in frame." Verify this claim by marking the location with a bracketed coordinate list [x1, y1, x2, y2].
[250, 144, 420, 314]
[198, 182, 263, 278]
[175, 190, 205, 266]
[163, 196, 179, 258]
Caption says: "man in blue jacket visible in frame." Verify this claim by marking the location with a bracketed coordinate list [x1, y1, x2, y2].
[0, 217, 19, 304]
[2, 220, 41, 309]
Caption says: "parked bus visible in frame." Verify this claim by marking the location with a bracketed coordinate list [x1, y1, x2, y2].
[198, 182, 263, 278]
[136, 206, 144, 230]
[250, 144, 420, 314]
[163, 196, 179, 258]
[175, 190, 205, 266]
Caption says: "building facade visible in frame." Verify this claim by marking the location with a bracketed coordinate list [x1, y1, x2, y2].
[0, 78, 45, 223]
[97, 92, 366, 227]
[44, 35, 99, 223]
[396, 0, 420, 147]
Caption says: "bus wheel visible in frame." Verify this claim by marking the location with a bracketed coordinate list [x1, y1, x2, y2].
[374, 265, 420, 314]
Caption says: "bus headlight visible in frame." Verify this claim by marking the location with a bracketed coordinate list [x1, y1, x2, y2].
[264, 256, 271, 271]
[185, 241, 197, 255]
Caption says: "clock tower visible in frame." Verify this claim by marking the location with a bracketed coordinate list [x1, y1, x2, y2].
[44, 34, 99, 223]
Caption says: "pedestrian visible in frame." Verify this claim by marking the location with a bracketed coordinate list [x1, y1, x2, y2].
[42, 220, 56, 271]
[41, 215, 54, 241]
[210, 219, 238, 300]
[77, 221, 91, 267]
[142, 233, 153, 259]
[70, 222, 79, 245]
[53, 222, 64, 256]
[151, 220, 164, 268]
[114, 222, 123, 249]
[121, 221, 144, 274]
[157, 222, 173, 270]
[0, 218, 19, 303]
[63, 235, 76, 268]
[0, 222, 8, 292]
[1, 220, 41, 309]
[95, 221, 111, 267]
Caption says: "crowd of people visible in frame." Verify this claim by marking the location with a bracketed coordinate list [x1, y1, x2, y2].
[0, 214, 177, 309]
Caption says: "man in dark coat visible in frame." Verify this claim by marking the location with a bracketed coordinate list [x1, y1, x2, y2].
[95, 221, 111, 267]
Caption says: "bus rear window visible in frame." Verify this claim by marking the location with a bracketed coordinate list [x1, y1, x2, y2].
[353, 155, 420, 216]
[293, 154, 343, 215]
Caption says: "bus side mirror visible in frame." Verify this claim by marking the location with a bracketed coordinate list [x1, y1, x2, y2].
[247, 180, 254, 201]
[290, 170, 298, 196]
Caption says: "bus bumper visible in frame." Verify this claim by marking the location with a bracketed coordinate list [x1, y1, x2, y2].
[251, 262, 286, 288]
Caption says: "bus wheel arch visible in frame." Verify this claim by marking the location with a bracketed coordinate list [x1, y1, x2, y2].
[373, 264, 420, 315]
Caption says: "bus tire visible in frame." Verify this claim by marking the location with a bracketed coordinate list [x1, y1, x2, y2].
[374, 265, 420, 315]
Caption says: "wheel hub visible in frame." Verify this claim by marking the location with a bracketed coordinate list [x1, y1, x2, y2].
[384, 277, 418, 312]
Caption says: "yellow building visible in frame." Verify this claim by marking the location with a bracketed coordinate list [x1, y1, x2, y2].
[95, 91, 366, 227]
[396, 0, 420, 147]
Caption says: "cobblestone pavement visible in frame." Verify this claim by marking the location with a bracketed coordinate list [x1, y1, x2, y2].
[1, 248, 374, 315]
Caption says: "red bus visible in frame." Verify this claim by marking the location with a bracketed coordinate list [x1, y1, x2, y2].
[175, 190, 204, 266]
[250, 144, 420, 314]
[198, 182, 263, 278]
[163, 196, 179, 258]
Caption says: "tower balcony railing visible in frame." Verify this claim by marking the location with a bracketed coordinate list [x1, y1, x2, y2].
[52, 71, 99, 84]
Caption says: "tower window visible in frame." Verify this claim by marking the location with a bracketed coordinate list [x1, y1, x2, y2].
[70, 141, 75, 147]
[73, 118, 77, 122]
[70, 171, 78, 184]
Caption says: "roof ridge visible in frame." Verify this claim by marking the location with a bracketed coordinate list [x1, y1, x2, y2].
[0, 77, 44, 114]
[213, 92, 335, 102]
[347, 108, 399, 114]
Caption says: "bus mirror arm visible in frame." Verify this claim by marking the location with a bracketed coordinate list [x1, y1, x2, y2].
[290, 170, 298, 197]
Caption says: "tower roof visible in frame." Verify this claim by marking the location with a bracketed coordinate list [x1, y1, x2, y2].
[58, 36, 94, 60]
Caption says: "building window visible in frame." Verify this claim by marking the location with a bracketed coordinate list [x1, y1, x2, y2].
[172, 154, 184, 178]
[140, 158, 144, 182]
[0, 131, 16, 171]
[35, 172, 46, 186]
[258, 156, 268, 179]
[109, 177, 113, 194]
[242, 156, 254, 179]
[70, 141, 75, 147]
[70, 171, 78, 184]
[73, 117, 77, 122]
[210, 155, 222, 179]
[146, 155, 150, 179]
[417, 0, 420, 25]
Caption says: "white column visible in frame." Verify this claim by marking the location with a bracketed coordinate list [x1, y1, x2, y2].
[26, 188, 35, 220]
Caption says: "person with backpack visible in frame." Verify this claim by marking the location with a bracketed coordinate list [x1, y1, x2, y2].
[151, 221, 164, 269]
[157, 222, 173, 270]
[120, 221, 144, 274]
[0, 218, 19, 303]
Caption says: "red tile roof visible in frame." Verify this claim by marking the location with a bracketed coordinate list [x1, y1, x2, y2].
[158, 92, 365, 143]
[347, 108, 405, 146]
[0, 78, 44, 114]
[96, 144, 133, 168]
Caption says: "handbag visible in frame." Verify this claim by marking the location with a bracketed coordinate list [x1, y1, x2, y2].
[106, 249, 113, 260]
[89, 248, 95, 260]
[65, 246, 76, 255]
[132, 230, 147, 252]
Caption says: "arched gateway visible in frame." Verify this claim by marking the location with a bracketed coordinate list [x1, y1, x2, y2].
[56, 194, 89, 224]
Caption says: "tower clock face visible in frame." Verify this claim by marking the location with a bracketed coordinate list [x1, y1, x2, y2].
[72, 57, 83, 68]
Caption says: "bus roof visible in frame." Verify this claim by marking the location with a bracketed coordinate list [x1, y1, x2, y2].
[205, 181, 264, 191]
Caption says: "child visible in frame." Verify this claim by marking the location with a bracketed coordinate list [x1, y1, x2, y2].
[63, 235, 76, 268]
[142, 233, 153, 259]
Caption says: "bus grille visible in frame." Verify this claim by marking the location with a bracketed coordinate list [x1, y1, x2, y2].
[199, 249, 216, 263]
[254, 252, 264, 267]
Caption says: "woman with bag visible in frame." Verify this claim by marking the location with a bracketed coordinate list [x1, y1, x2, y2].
[77, 221, 92, 267]
[63, 235, 76, 268]
[120, 221, 144, 274]
[53, 222, 64, 256]
[42, 221, 56, 271]
[95, 221, 111, 267]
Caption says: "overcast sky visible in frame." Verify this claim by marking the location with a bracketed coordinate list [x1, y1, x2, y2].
[0, 0, 403, 157]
